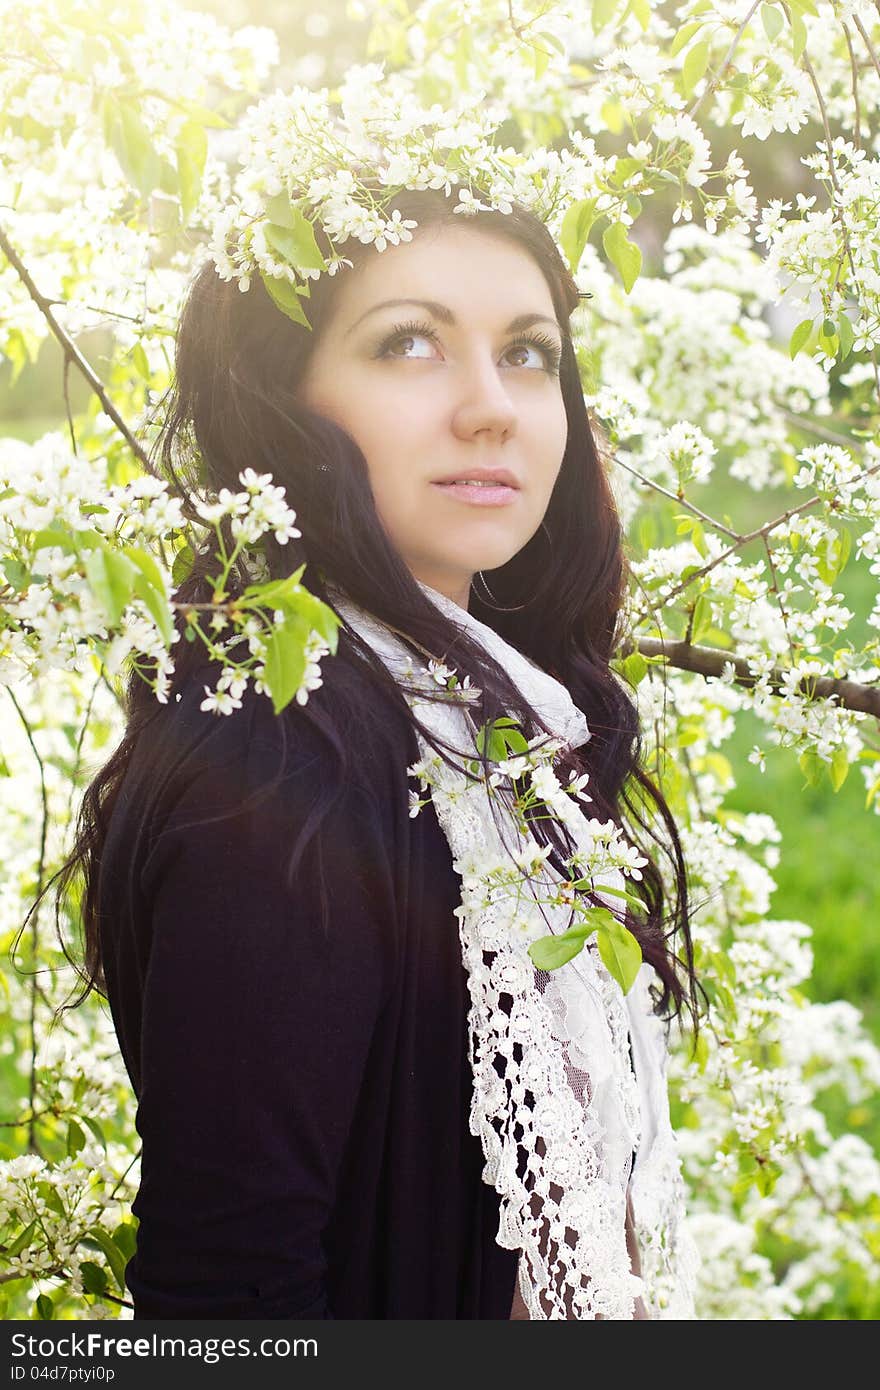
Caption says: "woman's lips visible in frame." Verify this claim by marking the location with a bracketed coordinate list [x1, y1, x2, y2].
[431, 482, 519, 506]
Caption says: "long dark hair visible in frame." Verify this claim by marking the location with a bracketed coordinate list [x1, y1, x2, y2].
[43, 186, 700, 1033]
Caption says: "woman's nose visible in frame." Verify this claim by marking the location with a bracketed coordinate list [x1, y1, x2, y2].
[450, 352, 518, 443]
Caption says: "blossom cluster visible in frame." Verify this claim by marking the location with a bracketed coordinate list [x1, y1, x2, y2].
[407, 700, 647, 988]
[0, 435, 336, 715]
[208, 63, 614, 317]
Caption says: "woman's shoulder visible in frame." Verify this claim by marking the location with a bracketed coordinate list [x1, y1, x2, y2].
[129, 634, 419, 826]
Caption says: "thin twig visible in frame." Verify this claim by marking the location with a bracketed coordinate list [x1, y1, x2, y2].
[843, 22, 862, 148]
[852, 14, 880, 81]
[780, 409, 867, 451]
[4, 688, 50, 1154]
[0, 221, 152, 471]
[613, 455, 739, 539]
[687, 1, 763, 122]
[762, 534, 796, 665]
[62, 356, 76, 457]
[644, 460, 880, 611]
[797, 28, 880, 402]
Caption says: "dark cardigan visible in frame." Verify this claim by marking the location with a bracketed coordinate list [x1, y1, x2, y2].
[97, 640, 519, 1319]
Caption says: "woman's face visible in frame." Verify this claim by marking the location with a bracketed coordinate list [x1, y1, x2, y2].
[296, 222, 569, 610]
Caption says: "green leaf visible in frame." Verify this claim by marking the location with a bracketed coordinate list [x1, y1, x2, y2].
[80, 1262, 108, 1297]
[35, 1294, 54, 1320]
[629, 0, 650, 29]
[453, 28, 473, 86]
[131, 571, 174, 645]
[172, 542, 195, 587]
[265, 193, 296, 229]
[535, 29, 566, 56]
[533, 41, 550, 81]
[475, 716, 527, 762]
[175, 119, 207, 222]
[264, 207, 325, 272]
[83, 547, 137, 627]
[2, 326, 41, 386]
[293, 583, 340, 655]
[66, 1118, 86, 1158]
[102, 96, 162, 200]
[600, 99, 625, 134]
[788, 6, 807, 61]
[125, 545, 173, 646]
[691, 593, 713, 643]
[682, 39, 711, 97]
[596, 918, 643, 993]
[111, 1219, 138, 1262]
[6, 1219, 37, 1259]
[602, 222, 642, 293]
[755, 1159, 782, 1197]
[690, 1029, 710, 1073]
[591, 0, 620, 32]
[829, 745, 850, 792]
[615, 156, 644, 184]
[621, 651, 648, 687]
[585, 881, 648, 912]
[3, 555, 30, 592]
[130, 341, 150, 381]
[173, 99, 229, 130]
[37, 1184, 67, 1217]
[241, 573, 305, 611]
[761, 3, 783, 40]
[87, 1226, 128, 1293]
[798, 746, 824, 788]
[817, 526, 852, 584]
[559, 198, 598, 275]
[31, 526, 85, 556]
[259, 272, 312, 329]
[671, 21, 704, 56]
[81, 1116, 107, 1152]
[837, 311, 855, 359]
[789, 317, 813, 358]
[528, 924, 593, 971]
[261, 610, 310, 714]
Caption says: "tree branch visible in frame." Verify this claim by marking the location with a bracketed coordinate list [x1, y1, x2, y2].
[612, 455, 740, 539]
[641, 458, 880, 613]
[842, 21, 863, 148]
[635, 635, 880, 718]
[796, 28, 880, 403]
[687, 1, 763, 122]
[0, 221, 152, 471]
[852, 14, 880, 81]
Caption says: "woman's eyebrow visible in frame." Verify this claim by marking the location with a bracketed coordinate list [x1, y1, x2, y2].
[345, 297, 563, 338]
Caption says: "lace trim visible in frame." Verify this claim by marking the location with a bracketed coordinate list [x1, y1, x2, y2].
[329, 596, 698, 1319]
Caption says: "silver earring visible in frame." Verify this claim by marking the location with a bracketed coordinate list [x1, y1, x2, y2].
[471, 521, 550, 612]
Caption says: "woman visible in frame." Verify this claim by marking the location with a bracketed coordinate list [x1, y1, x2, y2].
[60, 184, 700, 1319]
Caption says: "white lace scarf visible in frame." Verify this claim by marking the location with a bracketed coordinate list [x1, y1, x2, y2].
[327, 579, 700, 1319]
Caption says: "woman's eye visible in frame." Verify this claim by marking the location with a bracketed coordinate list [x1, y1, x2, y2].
[386, 331, 436, 360]
[380, 325, 555, 372]
[504, 343, 544, 370]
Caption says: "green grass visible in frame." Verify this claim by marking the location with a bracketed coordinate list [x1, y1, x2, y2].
[724, 713, 879, 1036]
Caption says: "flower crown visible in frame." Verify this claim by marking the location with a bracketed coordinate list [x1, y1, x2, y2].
[208, 62, 596, 329]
